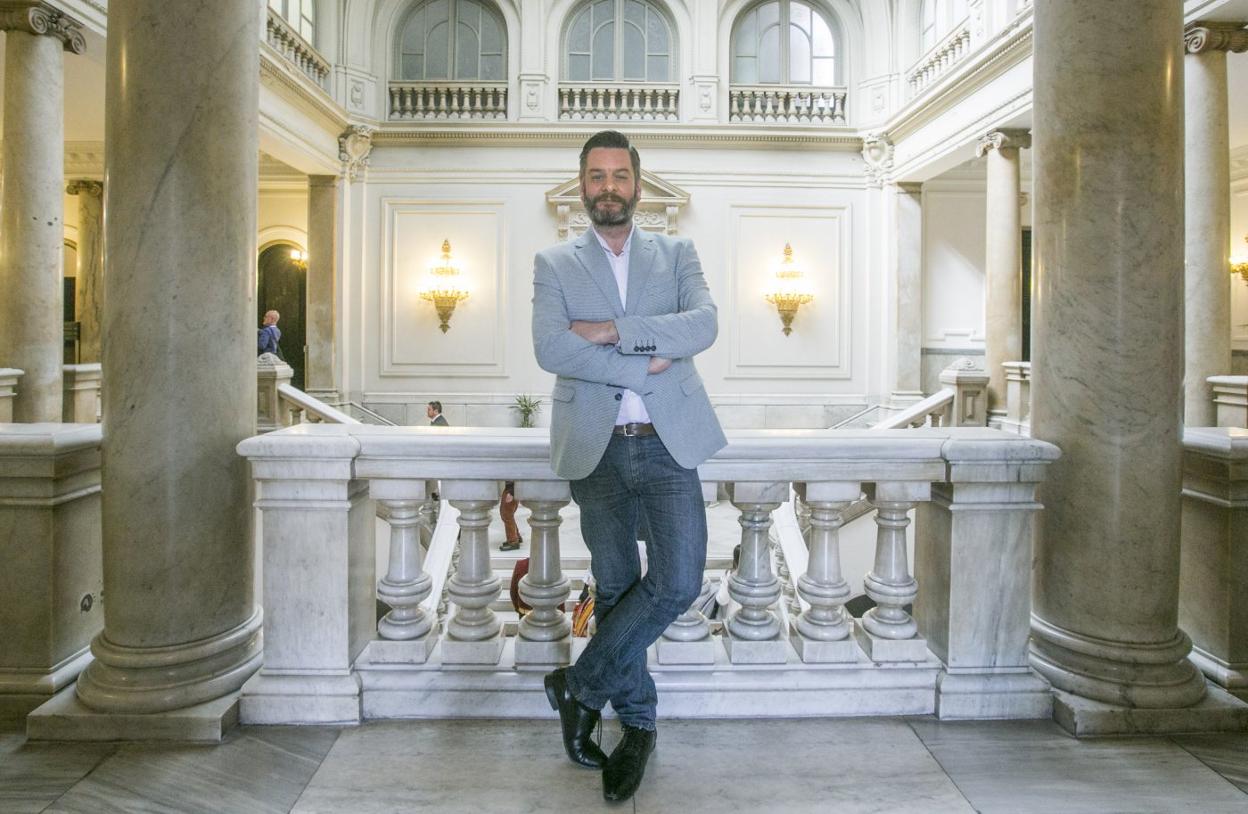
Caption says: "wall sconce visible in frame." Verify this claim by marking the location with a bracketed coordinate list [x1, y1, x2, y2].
[1232, 236, 1248, 285]
[420, 239, 469, 333]
[289, 248, 308, 270]
[764, 243, 814, 336]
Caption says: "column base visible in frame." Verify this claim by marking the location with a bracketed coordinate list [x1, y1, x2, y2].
[441, 633, 505, 666]
[1052, 685, 1248, 736]
[514, 636, 571, 669]
[27, 684, 239, 742]
[722, 631, 790, 664]
[656, 637, 716, 665]
[935, 669, 1053, 720]
[239, 672, 361, 725]
[0, 647, 93, 719]
[854, 625, 929, 662]
[360, 635, 438, 665]
[790, 622, 860, 663]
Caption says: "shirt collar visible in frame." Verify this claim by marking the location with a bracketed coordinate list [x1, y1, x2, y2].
[590, 224, 635, 258]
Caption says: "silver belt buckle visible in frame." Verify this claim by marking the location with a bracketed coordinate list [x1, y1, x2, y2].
[621, 423, 638, 437]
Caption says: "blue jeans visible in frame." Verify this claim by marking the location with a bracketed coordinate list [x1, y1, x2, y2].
[566, 433, 707, 731]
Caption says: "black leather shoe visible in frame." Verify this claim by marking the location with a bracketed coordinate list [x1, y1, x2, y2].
[603, 725, 657, 802]
[543, 668, 607, 769]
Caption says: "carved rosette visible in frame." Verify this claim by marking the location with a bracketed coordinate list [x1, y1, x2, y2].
[1185, 22, 1248, 55]
[65, 179, 103, 198]
[861, 133, 894, 189]
[0, 1, 86, 54]
[976, 128, 1032, 158]
[338, 125, 376, 182]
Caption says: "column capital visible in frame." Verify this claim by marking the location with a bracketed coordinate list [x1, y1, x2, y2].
[976, 129, 1032, 157]
[65, 179, 103, 197]
[0, 1, 85, 54]
[338, 125, 375, 182]
[1184, 22, 1248, 55]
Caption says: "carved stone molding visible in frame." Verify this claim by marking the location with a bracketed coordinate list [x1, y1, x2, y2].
[976, 128, 1032, 157]
[1185, 22, 1248, 55]
[65, 179, 103, 198]
[0, 1, 86, 54]
[338, 125, 375, 182]
[546, 170, 689, 241]
[861, 134, 894, 189]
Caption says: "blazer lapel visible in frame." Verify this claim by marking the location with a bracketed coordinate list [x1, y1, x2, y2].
[573, 231, 625, 317]
[625, 231, 657, 315]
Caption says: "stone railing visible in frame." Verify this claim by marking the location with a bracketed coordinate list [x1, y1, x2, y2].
[257, 353, 358, 431]
[237, 424, 1059, 725]
[998, 361, 1032, 436]
[62, 364, 101, 424]
[0, 369, 21, 422]
[557, 83, 680, 121]
[907, 19, 973, 97]
[873, 390, 954, 429]
[265, 7, 330, 89]
[1209, 375, 1247, 428]
[387, 82, 508, 121]
[876, 358, 989, 430]
[728, 85, 847, 125]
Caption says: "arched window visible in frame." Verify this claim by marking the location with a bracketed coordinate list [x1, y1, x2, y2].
[564, 0, 675, 83]
[269, 0, 315, 42]
[731, 0, 838, 86]
[397, 0, 507, 81]
[920, 0, 968, 51]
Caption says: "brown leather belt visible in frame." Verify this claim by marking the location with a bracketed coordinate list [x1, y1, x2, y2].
[613, 422, 656, 437]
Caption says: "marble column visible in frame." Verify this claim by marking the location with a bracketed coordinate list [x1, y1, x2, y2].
[74, 0, 262, 716]
[0, 3, 85, 421]
[976, 129, 1030, 418]
[1029, 0, 1209, 725]
[66, 181, 104, 364]
[305, 175, 338, 399]
[1183, 23, 1248, 427]
[891, 183, 925, 405]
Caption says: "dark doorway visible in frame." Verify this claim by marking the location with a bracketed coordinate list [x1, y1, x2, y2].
[1021, 228, 1032, 363]
[257, 244, 307, 390]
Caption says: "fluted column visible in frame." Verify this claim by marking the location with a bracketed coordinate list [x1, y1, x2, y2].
[1183, 23, 1248, 427]
[75, 0, 262, 714]
[0, 3, 84, 421]
[305, 175, 338, 399]
[66, 180, 104, 364]
[976, 129, 1030, 418]
[1030, 0, 1209, 722]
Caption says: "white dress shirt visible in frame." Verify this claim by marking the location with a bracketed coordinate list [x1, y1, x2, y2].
[590, 225, 652, 425]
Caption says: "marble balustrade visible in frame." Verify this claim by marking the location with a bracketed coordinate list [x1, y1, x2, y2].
[237, 424, 1058, 725]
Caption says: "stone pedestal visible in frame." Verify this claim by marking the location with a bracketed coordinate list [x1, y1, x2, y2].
[939, 358, 990, 427]
[0, 5, 84, 422]
[1179, 428, 1248, 702]
[0, 369, 23, 422]
[1210, 375, 1247, 428]
[999, 361, 1031, 436]
[305, 175, 339, 399]
[0, 424, 102, 718]
[256, 353, 295, 432]
[61, 364, 101, 424]
[70, 0, 264, 723]
[1028, 0, 1227, 732]
[976, 129, 1030, 420]
[66, 180, 104, 364]
[1183, 23, 1248, 427]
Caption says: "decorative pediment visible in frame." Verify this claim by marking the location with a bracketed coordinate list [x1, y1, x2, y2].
[545, 170, 690, 241]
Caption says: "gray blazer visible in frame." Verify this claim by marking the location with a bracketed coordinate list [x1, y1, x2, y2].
[532, 229, 727, 481]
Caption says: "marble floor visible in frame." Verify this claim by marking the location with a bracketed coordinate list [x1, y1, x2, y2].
[2, 715, 1245, 813]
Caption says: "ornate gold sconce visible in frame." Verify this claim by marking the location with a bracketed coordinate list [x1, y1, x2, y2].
[420, 239, 469, 333]
[764, 243, 814, 336]
[1232, 236, 1248, 285]
[289, 248, 308, 270]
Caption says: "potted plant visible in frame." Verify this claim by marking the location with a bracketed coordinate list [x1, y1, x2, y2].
[512, 394, 542, 428]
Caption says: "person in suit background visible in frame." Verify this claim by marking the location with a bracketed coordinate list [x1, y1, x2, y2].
[532, 130, 726, 803]
[426, 401, 448, 426]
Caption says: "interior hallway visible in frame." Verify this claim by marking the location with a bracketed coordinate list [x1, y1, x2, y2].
[3, 716, 1246, 813]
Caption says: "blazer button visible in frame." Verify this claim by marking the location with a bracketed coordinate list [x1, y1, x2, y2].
[615, 393, 623, 401]
[633, 345, 641, 352]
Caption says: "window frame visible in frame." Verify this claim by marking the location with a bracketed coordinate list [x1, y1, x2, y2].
[395, 0, 509, 82]
[729, 0, 840, 87]
[269, 0, 316, 44]
[562, 0, 678, 84]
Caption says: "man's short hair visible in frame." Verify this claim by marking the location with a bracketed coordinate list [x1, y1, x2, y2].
[579, 130, 641, 181]
[428, 401, 442, 413]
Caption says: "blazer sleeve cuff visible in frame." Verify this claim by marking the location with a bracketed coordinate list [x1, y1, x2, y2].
[614, 315, 656, 356]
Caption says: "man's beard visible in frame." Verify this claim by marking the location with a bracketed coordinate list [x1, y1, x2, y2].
[583, 191, 639, 227]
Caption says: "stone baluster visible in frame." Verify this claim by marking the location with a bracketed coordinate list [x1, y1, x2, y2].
[372, 479, 438, 663]
[0, 369, 21, 422]
[791, 482, 858, 663]
[724, 481, 789, 663]
[61, 363, 101, 423]
[1209, 376, 1247, 428]
[856, 482, 930, 662]
[515, 482, 572, 667]
[658, 480, 720, 665]
[442, 481, 503, 664]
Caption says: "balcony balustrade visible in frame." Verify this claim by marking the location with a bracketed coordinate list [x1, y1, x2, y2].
[237, 423, 1059, 725]
[557, 83, 680, 121]
[728, 85, 847, 125]
[388, 82, 508, 120]
[907, 19, 973, 97]
[265, 8, 330, 89]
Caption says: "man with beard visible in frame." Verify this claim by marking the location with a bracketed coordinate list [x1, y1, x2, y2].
[531, 130, 726, 802]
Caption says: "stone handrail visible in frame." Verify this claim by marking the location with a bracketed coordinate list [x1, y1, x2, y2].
[558, 83, 680, 121]
[237, 424, 1059, 725]
[276, 383, 359, 426]
[873, 389, 954, 429]
[906, 18, 973, 97]
[388, 81, 508, 120]
[265, 7, 330, 89]
[728, 85, 847, 125]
